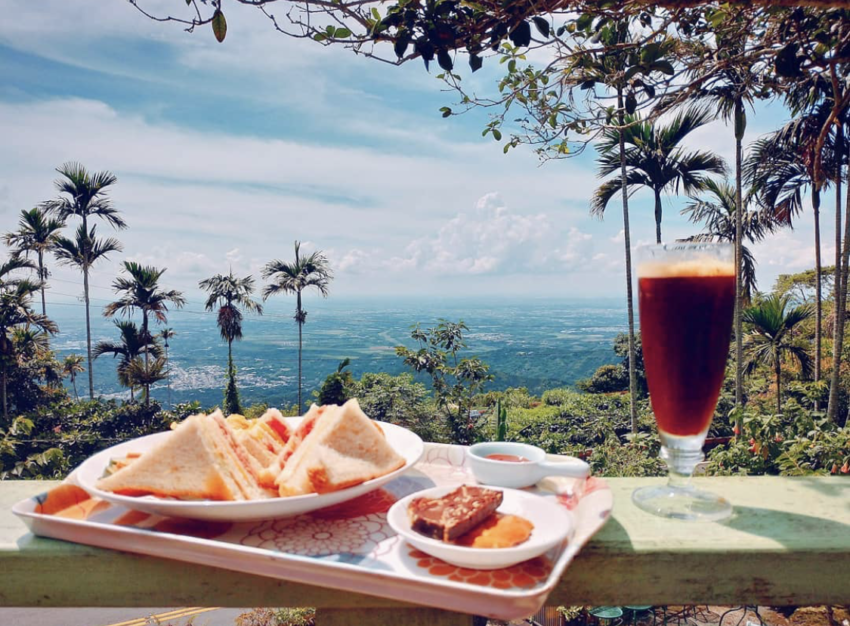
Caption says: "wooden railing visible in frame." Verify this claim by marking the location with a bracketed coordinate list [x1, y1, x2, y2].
[2, 477, 848, 625]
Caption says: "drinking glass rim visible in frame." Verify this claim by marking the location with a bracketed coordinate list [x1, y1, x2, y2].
[635, 241, 733, 253]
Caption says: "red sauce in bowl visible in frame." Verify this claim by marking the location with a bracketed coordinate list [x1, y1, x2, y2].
[485, 454, 530, 463]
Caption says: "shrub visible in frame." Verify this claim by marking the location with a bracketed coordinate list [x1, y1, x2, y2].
[353, 372, 446, 443]
[1, 399, 200, 480]
[706, 406, 850, 476]
[234, 608, 316, 626]
[314, 359, 354, 406]
[589, 440, 666, 477]
[475, 387, 534, 409]
[576, 364, 629, 394]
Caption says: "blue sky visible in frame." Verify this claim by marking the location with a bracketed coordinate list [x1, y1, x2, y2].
[0, 0, 835, 305]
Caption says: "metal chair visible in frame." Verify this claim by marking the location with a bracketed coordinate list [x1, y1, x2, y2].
[718, 605, 765, 626]
[623, 605, 655, 625]
[588, 606, 624, 625]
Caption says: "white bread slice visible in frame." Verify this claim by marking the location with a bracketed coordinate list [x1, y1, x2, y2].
[96, 411, 269, 501]
[206, 411, 272, 499]
[258, 404, 336, 488]
[225, 410, 292, 476]
[275, 399, 405, 496]
[257, 408, 292, 447]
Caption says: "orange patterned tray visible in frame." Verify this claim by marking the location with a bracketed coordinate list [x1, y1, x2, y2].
[13, 443, 611, 620]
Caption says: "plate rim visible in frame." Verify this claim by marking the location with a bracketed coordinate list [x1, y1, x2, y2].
[386, 484, 573, 557]
[74, 416, 424, 514]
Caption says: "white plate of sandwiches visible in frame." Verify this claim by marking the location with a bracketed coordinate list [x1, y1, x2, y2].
[74, 399, 424, 521]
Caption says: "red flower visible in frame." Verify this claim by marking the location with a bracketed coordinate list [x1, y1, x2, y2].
[774, 435, 783, 443]
[733, 425, 740, 436]
[831, 464, 839, 474]
[841, 462, 849, 475]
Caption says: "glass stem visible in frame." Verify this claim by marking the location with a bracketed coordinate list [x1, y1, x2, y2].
[660, 443, 703, 490]
[667, 469, 693, 491]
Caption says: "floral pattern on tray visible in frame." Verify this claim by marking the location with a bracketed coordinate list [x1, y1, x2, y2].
[14, 442, 612, 621]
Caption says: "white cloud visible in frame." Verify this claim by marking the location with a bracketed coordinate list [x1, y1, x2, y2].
[751, 228, 836, 277]
[394, 193, 597, 275]
[0, 97, 608, 294]
[0, 1, 826, 298]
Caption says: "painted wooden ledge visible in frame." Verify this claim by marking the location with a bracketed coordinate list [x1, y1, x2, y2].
[1, 477, 848, 625]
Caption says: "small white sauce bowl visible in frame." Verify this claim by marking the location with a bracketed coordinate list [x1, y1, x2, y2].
[467, 442, 590, 489]
[387, 485, 572, 570]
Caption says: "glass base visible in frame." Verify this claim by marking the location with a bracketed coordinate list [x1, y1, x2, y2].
[632, 484, 732, 522]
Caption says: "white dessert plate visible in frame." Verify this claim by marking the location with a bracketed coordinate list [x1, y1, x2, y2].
[74, 417, 424, 521]
[387, 485, 573, 570]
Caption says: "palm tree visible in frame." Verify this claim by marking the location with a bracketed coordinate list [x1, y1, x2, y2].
[745, 115, 837, 399]
[686, 29, 765, 415]
[200, 271, 263, 415]
[3, 208, 65, 316]
[41, 163, 126, 232]
[94, 320, 161, 403]
[263, 242, 333, 411]
[124, 356, 169, 407]
[104, 261, 185, 403]
[62, 354, 85, 400]
[682, 178, 779, 301]
[743, 295, 814, 415]
[159, 328, 175, 408]
[591, 107, 727, 244]
[0, 258, 58, 422]
[53, 224, 123, 399]
[576, 18, 642, 433]
[41, 162, 127, 399]
[42, 163, 126, 400]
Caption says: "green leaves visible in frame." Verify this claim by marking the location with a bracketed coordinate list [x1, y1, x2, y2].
[416, 40, 435, 71]
[509, 21, 531, 48]
[440, 106, 452, 118]
[482, 125, 502, 141]
[211, 9, 226, 43]
[394, 36, 409, 58]
[641, 42, 662, 63]
[652, 60, 674, 76]
[437, 49, 453, 72]
[576, 14, 593, 32]
[775, 43, 802, 78]
[532, 17, 550, 39]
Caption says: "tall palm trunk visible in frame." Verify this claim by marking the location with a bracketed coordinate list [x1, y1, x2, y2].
[617, 87, 638, 433]
[653, 189, 663, 244]
[84, 265, 94, 400]
[775, 356, 782, 415]
[72, 375, 78, 400]
[2, 369, 7, 423]
[228, 338, 233, 374]
[165, 343, 171, 409]
[297, 290, 303, 413]
[142, 311, 150, 403]
[733, 99, 745, 429]
[813, 188, 823, 399]
[828, 135, 850, 424]
[38, 250, 46, 317]
[82, 213, 94, 400]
